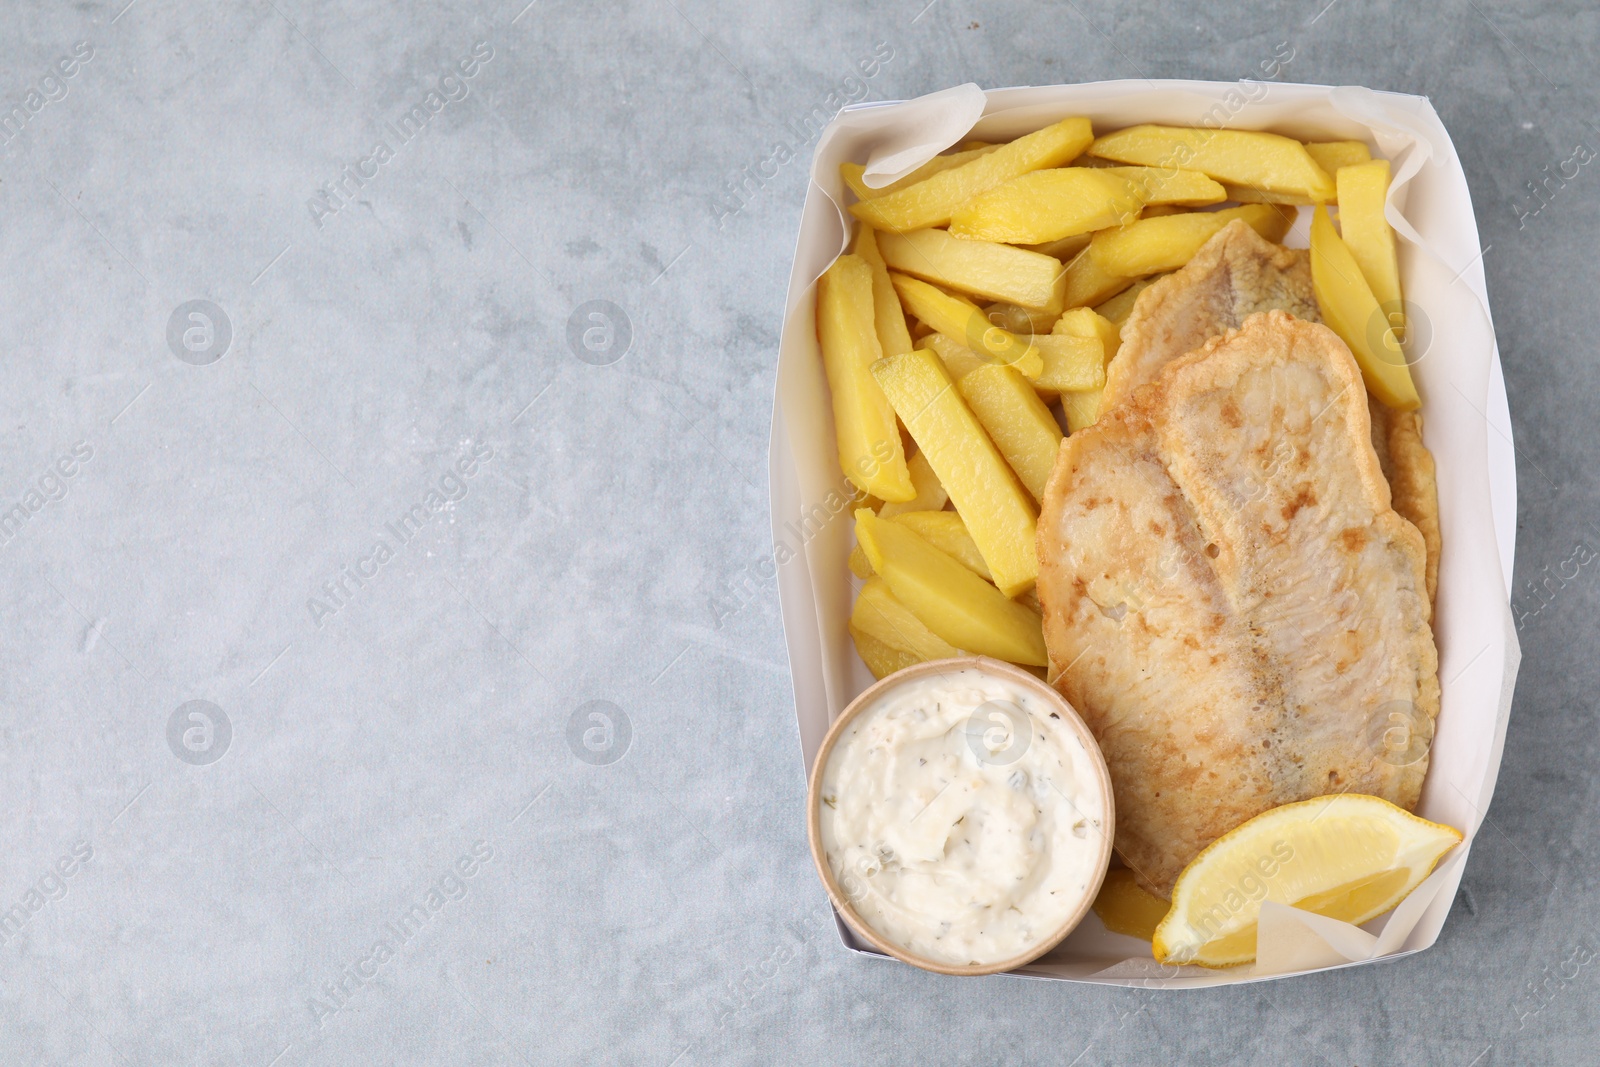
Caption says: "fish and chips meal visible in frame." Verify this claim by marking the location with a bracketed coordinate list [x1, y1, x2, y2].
[807, 116, 1463, 970]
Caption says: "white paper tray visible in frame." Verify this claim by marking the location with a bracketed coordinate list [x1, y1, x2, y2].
[770, 80, 1519, 987]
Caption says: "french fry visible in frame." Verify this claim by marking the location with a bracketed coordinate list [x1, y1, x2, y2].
[1092, 869, 1172, 941]
[1023, 232, 1093, 262]
[1304, 140, 1372, 175]
[852, 227, 914, 358]
[1094, 166, 1228, 205]
[850, 510, 995, 581]
[1037, 308, 1117, 410]
[1220, 183, 1318, 206]
[891, 511, 992, 581]
[1088, 205, 1290, 278]
[1061, 248, 1136, 309]
[925, 333, 989, 381]
[870, 350, 1039, 595]
[889, 273, 1043, 377]
[850, 623, 921, 680]
[1055, 306, 1121, 363]
[878, 228, 1067, 310]
[854, 510, 1047, 664]
[851, 575, 961, 661]
[877, 448, 948, 518]
[948, 168, 1142, 244]
[1032, 334, 1107, 394]
[1336, 160, 1403, 329]
[816, 255, 916, 500]
[850, 116, 1095, 231]
[1309, 206, 1419, 410]
[984, 301, 1061, 335]
[956, 362, 1065, 502]
[1092, 277, 1158, 327]
[840, 144, 1002, 202]
[1060, 388, 1104, 433]
[1089, 125, 1337, 202]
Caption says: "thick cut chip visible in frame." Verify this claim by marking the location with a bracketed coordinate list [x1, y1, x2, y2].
[1092, 868, 1170, 942]
[924, 332, 988, 381]
[1024, 232, 1093, 262]
[850, 624, 921, 680]
[816, 255, 915, 500]
[1219, 183, 1319, 206]
[890, 273, 1043, 377]
[871, 349, 1039, 595]
[856, 510, 1046, 664]
[892, 511, 992, 581]
[1309, 206, 1418, 410]
[1032, 307, 1117, 399]
[1055, 307, 1121, 363]
[850, 116, 1094, 231]
[1336, 160, 1403, 328]
[1060, 388, 1103, 433]
[1093, 277, 1159, 327]
[850, 512, 995, 582]
[1036, 312, 1439, 896]
[877, 449, 948, 518]
[1088, 205, 1291, 278]
[853, 227, 915, 359]
[1061, 248, 1136, 309]
[1304, 140, 1372, 175]
[956, 363, 1065, 502]
[1032, 334, 1106, 394]
[1093, 166, 1228, 205]
[840, 144, 1002, 201]
[948, 168, 1142, 244]
[851, 575, 961, 662]
[1089, 125, 1336, 202]
[879, 228, 1066, 310]
[984, 301, 1062, 336]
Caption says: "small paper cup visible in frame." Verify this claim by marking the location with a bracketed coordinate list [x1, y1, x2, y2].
[806, 656, 1116, 976]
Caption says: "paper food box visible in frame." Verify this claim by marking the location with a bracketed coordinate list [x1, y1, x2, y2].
[770, 80, 1519, 987]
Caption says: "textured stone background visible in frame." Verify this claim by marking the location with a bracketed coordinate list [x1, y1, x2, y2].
[0, 0, 1586, 1063]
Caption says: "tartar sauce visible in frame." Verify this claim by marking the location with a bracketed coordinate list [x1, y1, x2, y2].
[818, 667, 1108, 966]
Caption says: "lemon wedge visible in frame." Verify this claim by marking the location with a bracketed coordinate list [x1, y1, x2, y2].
[1153, 794, 1463, 968]
[1092, 869, 1170, 942]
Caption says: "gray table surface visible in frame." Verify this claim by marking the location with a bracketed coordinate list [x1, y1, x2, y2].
[0, 0, 1586, 1063]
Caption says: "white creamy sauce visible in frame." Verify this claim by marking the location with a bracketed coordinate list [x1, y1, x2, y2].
[818, 668, 1107, 966]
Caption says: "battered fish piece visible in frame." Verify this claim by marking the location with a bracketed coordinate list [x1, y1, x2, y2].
[1102, 220, 1320, 409]
[1370, 400, 1441, 602]
[1037, 312, 1439, 897]
[1103, 219, 1439, 602]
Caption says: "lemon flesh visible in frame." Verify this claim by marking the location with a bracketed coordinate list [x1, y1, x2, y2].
[1152, 794, 1462, 968]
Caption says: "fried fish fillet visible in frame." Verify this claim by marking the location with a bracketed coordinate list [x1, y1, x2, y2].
[1102, 218, 1439, 602]
[1101, 220, 1320, 410]
[1037, 312, 1440, 897]
[1369, 399, 1441, 602]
